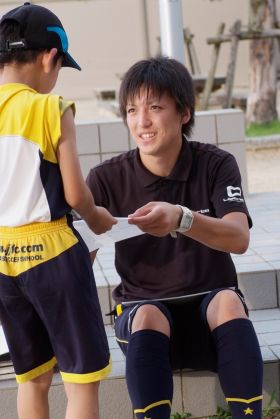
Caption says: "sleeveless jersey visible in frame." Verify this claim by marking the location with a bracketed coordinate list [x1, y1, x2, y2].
[0, 83, 74, 226]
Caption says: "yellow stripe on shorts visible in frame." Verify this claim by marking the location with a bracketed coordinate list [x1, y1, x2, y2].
[0, 217, 78, 277]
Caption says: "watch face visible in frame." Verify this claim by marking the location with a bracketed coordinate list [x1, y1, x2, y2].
[181, 212, 191, 229]
[179, 207, 193, 231]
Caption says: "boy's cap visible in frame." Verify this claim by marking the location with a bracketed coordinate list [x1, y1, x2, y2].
[0, 2, 81, 70]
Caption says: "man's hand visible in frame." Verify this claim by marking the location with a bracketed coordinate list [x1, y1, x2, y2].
[88, 206, 117, 235]
[128, 202, 182, 236]
[128, 201, 249, 254]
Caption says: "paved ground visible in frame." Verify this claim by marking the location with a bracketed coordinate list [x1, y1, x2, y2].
[246, 147, 280, 194]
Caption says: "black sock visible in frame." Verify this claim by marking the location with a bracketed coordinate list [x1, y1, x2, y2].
[126, 330, 173, 419]
[212, 318, 263, 418]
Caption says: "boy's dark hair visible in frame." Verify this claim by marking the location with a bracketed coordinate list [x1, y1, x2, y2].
[0, 20, 64, 68]
[119, 56, 195, 137]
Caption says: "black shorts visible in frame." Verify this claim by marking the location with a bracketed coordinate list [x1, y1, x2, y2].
[0, 218, 111, 384]
[114, 288, 248, 372]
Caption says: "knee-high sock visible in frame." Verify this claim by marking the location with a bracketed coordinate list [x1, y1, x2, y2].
[212, 318, 263, 418]
[126, 330, 173, 419]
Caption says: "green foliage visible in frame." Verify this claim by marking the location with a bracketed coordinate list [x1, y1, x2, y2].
[245, 119, 280, 137]
[262, 390, 280, 418]
[208, 406, 232, 418]
[170, 413, 192, 418]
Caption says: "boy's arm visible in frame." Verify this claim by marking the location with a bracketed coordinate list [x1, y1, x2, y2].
[57, 107, 116, 234]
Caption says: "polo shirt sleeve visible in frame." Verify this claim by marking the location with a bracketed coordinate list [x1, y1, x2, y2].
[210, 153, 252, 227]
[86, 167, 108, 208]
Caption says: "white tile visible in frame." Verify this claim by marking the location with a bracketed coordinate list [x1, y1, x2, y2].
[101, 152, 124, 162]
[261, 332, 280, 346]
[99, 121, 130, 153]
[232, 255, 265, 266]
[111, 347, 125, 362]
[219, 142, 248, 195]
[216, 110, 245, 144]
[236, 262, 274, 274]
[260, 346, 278, 362]
[94, 274, 108, 287]
[262, 254, 280, 263]
[97, 259, 115, 269]
[190, 113, 217, 144]
[103, 269, 122, 286]
[76, 122, 100, 154]
[99, 377, 133, 419]
[97, 253, 115, 262]
[270, 345, 280, 359]
[78, 154, 101, 178]
[254, 319, 280, 334]
[250, 309, 280, 322]
[182, 371, 226, 417]
[238, 271, 277, 310]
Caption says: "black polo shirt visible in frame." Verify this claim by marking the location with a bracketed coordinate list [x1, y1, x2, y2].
[86, 139, 252, 303]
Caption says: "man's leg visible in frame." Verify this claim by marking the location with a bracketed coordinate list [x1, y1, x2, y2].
[207, 290, 263, 419]
[126, 304, 173, 419]
[64, 381, 100, 419]
[17, 369, 53, 419]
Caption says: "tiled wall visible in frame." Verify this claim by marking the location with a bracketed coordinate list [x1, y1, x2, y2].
[76, 108, 248, 194]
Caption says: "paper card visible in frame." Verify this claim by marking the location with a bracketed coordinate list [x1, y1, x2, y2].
[73, 218, 144, 251]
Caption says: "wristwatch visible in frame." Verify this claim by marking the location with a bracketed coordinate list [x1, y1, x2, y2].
[170, 205, 194, 238]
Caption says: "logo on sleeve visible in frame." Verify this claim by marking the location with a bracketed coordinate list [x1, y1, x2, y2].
[223, 186, 244, 202]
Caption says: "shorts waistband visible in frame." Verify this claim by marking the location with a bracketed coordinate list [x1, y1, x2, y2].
[0, 216, 69, 238]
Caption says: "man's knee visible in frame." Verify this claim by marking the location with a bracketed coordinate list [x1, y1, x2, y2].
[131, 304, 170, 337]
[207, 290, 248, 330]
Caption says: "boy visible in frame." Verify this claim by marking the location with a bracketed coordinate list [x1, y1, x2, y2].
[86, 56, 263, 418]
[0, 3, 116, 419]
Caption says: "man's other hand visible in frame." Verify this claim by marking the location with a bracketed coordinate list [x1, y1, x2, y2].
[128, 202, 181, 236]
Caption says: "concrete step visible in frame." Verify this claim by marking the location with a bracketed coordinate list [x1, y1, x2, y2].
[0, 308, 280, 418]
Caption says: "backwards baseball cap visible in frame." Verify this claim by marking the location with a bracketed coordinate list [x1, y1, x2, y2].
[0, 2, 81, 70]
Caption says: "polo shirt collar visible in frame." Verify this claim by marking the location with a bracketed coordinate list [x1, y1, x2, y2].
[134, 136, 193, 187]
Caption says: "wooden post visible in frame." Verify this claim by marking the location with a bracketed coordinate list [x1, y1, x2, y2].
[183, 27, 201, 74]
[246, 0, 278, 124]
[207, 28, 280, 44]
[223, 20, 242, 108]
[200, 22, 225, 110]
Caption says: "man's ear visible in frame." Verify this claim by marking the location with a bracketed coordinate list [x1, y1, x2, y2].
[41, 48, 58, 73]
[181, 108, 191, 125]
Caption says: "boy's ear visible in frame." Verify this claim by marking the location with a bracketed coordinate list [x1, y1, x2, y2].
[41, 48, 58, 72]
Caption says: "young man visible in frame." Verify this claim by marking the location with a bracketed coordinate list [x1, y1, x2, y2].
[86, 57, 263, 418]
[0, 3, 116, 419]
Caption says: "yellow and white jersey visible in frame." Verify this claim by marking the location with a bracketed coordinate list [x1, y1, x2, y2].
[0, 83, 74, 227]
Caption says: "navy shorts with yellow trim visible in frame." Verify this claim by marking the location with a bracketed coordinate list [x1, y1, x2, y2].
[114, 288, 248, 372]
[0, 217, 111, 384]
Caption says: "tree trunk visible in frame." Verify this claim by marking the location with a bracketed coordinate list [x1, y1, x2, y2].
[246, 0, 278, 125]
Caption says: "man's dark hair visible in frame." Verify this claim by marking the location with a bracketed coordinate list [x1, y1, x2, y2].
[0, 20, 63, 68]
[119, 56, 195, 137]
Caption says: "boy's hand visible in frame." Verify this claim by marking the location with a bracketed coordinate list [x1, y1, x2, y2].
[88, 206, 117, 235]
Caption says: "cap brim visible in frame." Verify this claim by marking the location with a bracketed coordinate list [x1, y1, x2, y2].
[62, 52, 81, 71]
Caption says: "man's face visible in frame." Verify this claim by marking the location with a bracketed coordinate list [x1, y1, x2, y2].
[126, 88, 189, 160]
